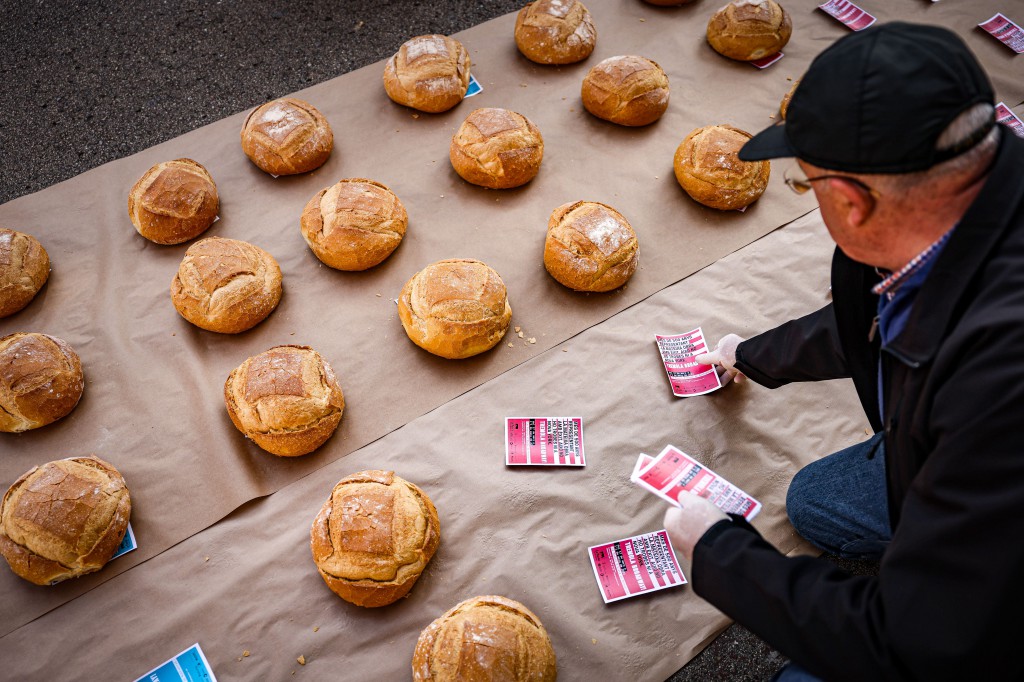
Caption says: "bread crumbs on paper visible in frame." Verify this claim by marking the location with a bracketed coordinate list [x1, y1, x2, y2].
[204, 556, 209, 562]
[514, 326, 521, 333]
[313, 626, 320, 632]
[517, 331, 524, 338]
[243, 650, 250, 658]
[529, 338, 536, 344]
[297, 655, 306, 665]
[592, 638, 598, 644]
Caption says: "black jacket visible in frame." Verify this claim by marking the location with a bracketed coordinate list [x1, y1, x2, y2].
[692, 130, 1024, 681]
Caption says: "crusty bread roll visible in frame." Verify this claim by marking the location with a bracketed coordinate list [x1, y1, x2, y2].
[780, 79, 799, 119]
[311, 470, 440, 607]
[224, 345, 345, 457]
[515, 0, 596, 65]
[706, 0, 792, 62]
[398, 258, 512, 359]
[240, 97, 333, 175]
[412, 595, 557, 681]
[0, 333, 84, 433]
[674, 125, 771, 210]
[171, 237, 282, 334]
[450, 108, 544, 189]
[0, 228, 49, 318]
[581, 55, 670, 126]
[127, 158, 219, 244]
[0, 456, 130, 585]
[300, 179, 408, 271]
[544, 201, 638, 292]
[383, 35, 471, 113]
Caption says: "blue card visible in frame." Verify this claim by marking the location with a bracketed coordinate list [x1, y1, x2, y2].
[135, 643, 217, 682]
[111, 522, 137, 560]
[465, 74, 483, 98]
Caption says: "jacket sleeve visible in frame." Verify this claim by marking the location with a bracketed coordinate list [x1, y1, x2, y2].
[692, 319, 1024, 681]
[733, 303, 850, 388]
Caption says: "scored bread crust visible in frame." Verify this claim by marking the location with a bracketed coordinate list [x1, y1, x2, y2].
[514, 0, 596, 65]
[706, 0, 792, 61]
[397, 258, 512, 359]
[224, 345, 345, 457]
[0, 332, 84, 433]
[0, 456, 131, 586]
[412, 595, 557, 681]
[450, 108, 544, 189]
[383, 35, 472, 114]
[300, 178, 408, 271]
[673, 124, 771, 210]
[0, 228, 49, 318]
[127, 158, 219, 245]
[170, 236, 283, 334]
[240, 97, 334, 175]
[581, 55, 670, 127]
[310, 470, 440, 608]
[544, 201, 638, 292]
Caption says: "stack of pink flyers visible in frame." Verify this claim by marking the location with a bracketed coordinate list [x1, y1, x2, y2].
[587, 530, 686, 603]
[631, 445, 762, 521]
[655, 328, 722, 397]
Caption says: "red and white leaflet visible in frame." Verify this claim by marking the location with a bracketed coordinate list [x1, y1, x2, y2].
[588, 530, 686, 603]
[655, 329, 722, 397]
[632, 444, 762, 520]
[979, 13, 1024, 53]
[505, 417, 585, 466]
[818, 0, 876, 31]
[631, 453, 654, 480]
[996, 102, 1024, 139]
[749, 52, 784, 69]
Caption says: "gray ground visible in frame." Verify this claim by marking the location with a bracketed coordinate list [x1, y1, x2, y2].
[0, 2, 877, 679]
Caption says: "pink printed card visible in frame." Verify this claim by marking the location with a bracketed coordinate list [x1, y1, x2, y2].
[979, 13, 1024, 53]
[750, 52, 784, 69]
[631, 445, 762, 521]
[996, 102, 1024, 138]
[505, 417, 585, 466]
[818, 0, 876, 31]
[655, 329, 722, 397]
[588, 530, 686, 603]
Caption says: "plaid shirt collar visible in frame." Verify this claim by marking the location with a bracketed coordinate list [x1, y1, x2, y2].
[872, 229, 954, 299]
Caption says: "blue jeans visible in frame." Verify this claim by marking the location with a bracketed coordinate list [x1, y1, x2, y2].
[785, 431, 891, 560]
[771, 432, 892, 681]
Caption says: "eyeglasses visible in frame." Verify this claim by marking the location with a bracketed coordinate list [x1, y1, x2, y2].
[783, 167, 880, 199]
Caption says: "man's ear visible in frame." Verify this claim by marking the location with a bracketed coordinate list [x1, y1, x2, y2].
[826, 177, 874, 226]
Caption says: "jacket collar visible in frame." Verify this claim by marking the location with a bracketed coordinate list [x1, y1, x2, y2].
[884, 130, 1024, 367]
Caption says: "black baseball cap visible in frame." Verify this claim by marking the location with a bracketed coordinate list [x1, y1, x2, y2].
[739, 22, 995, 173]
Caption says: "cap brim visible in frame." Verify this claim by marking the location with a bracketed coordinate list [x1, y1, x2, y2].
[738, 122, 797, 161]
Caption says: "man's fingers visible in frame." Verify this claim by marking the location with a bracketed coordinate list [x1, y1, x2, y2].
[694, 352, 718, 366]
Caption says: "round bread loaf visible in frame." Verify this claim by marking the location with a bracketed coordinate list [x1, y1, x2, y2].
[673, 124, 771, 210]
[450, 108, 544, 189]
[412, 595, 557, 681]
[240, 97, 333, 175]
[0, 456, 130, 585]
[0, 228, 49, 318]
[514, 0, 596, 65]
[383, 35, 471, 113]
[544, 201, 638, 292]
[127, 158, 219, 244]
[171, 237, 282, 334]
[706, 0, 792, 62]
[581, 55, 669, 126]
[224, 345, 345, 457]
[0, 333, 84, 433]
[300, 179, 408, 271]
[780, 79, 799, 119]
[311, 470, 440, 607]
[398, 258, 512, 359]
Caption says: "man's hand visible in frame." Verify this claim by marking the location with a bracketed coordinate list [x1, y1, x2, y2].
[696, 334, 747, 386]
[663, 495, 730, 562]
